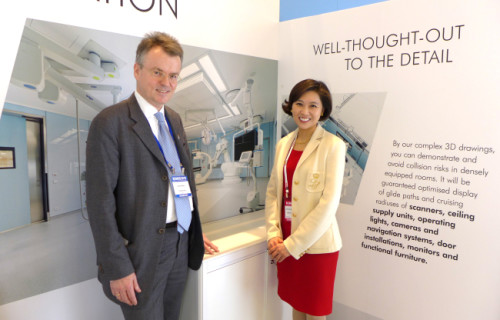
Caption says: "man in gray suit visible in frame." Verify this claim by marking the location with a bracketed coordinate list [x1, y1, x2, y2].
[86, 32, 217, 320]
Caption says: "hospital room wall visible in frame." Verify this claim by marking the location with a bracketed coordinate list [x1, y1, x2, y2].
[0, 102, 89, 232]
[0, 112, 30, 231]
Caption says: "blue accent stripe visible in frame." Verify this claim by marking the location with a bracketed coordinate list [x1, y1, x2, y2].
[280, 0, 387, 22]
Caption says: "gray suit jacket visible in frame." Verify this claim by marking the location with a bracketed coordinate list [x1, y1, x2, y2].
[86, 94, 204, 307]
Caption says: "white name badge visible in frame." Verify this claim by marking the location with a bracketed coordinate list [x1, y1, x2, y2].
[171, 175, 192, 198]
[284, 199, 292, 221]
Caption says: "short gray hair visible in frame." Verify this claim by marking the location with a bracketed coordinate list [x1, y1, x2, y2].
[135, 31, 183, 66]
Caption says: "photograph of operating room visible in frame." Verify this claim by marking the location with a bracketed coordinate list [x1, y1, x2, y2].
[281, 92, 386, 205]
[169, 55, 277, 223]
[0, 18, 277, 305]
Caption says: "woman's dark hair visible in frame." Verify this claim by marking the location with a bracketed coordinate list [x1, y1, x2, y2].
[282, 79, 332, 121]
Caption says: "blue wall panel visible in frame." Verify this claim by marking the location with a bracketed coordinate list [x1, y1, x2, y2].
[280, 0, 387, 21]
[0, 113, 30, 232]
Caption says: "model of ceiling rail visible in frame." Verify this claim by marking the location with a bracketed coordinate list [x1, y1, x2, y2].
[10, 25, 123, 111]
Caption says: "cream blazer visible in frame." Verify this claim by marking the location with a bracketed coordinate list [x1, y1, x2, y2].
[266, 126, 346, 260]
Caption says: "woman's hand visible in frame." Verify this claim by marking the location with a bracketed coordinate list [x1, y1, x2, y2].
[268, 236, 282, 251]
[268, 237, 290, 263]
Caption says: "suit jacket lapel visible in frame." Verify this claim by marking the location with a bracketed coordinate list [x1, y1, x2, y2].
[128, 95, 167, 167]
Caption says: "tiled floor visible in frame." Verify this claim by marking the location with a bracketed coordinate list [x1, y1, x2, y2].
[0, 210, 97, 305]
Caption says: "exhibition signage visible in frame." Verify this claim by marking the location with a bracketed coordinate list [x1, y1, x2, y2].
[278, 0, 499, 319]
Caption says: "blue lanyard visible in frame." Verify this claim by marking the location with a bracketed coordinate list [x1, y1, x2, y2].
[154, 137, 175, 173]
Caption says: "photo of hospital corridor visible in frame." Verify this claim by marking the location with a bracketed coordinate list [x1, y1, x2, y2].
[0, 18, 277, 308]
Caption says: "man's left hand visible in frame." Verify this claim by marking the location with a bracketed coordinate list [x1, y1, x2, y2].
[203, 233, 219, 254]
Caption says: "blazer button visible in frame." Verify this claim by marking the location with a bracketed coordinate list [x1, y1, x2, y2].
[161, 201, 167, 207]
[292, 213, 297, 218]
[158, 228, 166, 234]
[162, 175, 168, 181]
[293, 197, 298, 201]
[294, 180, 299, 185]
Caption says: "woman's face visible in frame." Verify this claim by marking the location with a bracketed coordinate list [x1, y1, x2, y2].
[291, 90, 323, 134]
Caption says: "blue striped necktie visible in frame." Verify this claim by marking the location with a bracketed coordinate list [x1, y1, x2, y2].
[154, 111, 192, 234]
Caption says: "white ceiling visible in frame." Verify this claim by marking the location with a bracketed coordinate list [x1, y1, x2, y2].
[5, 18, 278, 140]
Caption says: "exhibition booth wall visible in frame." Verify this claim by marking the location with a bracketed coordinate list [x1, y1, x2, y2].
[0, 0, 499, 319]
[278, 1, 499, 319]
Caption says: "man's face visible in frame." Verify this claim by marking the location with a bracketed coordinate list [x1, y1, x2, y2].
[134, 46, 182, 110]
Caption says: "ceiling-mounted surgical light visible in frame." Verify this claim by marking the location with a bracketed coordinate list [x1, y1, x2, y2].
[44, 65, 107, 111]
[87, 51, 110, 82]
[85, 52, 121, 80]
[82, 51, 103, 81]
[88, 51, 101, 66]
[201, 125, 216, 145]
[79, 39, 125, 81]
[102, 61, 119, 79]
[77, 83, 122, 104]
[199, 55, 227, 92]
[38, 80, 60, 104]
[11, 38, 45, 92]
[21, 27, 106, 81]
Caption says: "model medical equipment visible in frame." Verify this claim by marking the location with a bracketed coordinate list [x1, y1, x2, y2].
[193, 137, 230, 184]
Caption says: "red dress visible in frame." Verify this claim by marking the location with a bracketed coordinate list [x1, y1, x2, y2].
[277, 149, 339, 316]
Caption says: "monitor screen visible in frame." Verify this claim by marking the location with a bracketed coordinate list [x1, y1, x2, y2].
[234, 129, 257, 161]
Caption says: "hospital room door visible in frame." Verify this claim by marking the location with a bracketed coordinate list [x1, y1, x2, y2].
[25, 117, 47, 223]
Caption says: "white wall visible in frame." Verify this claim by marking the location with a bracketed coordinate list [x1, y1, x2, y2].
[278, 1, 500, 319]
[1, 1, 499, 319]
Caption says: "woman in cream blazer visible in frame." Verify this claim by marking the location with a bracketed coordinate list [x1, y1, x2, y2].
[266, 125, 346, 258]
[266, 79, 346, 319]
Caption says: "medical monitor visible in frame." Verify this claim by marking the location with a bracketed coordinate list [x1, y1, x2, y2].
[238, 150, 253, 163]
[234, 129, 257, 161]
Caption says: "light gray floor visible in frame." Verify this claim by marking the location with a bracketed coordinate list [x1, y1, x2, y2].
[331, 301, 384, 320]
[0, 174, 269, 306]
[0, 210, 97, 305]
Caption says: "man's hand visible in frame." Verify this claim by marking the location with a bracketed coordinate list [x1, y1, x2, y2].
[203, 233, 219, 254]
[110, 272, 142, 306]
